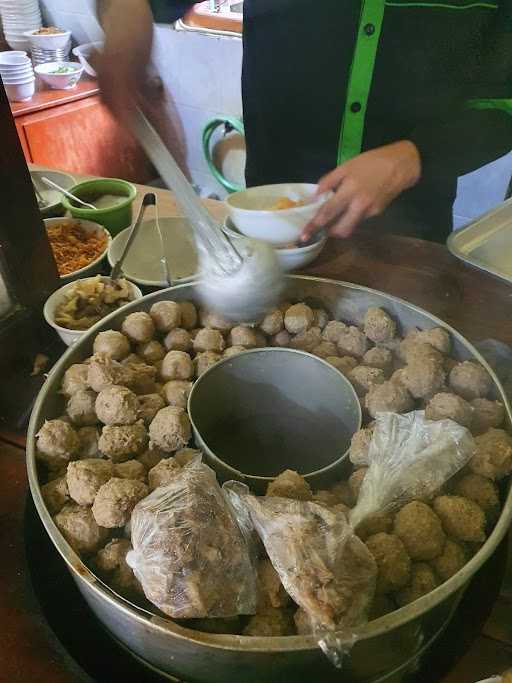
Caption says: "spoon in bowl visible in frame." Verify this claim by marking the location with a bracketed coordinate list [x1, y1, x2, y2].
[41, 176, 97, 210]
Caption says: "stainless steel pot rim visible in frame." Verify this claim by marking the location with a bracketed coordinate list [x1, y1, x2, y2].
[187, 346, 363, 482]
[26, 274, 512, 653]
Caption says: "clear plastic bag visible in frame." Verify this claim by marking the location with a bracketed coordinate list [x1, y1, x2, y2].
[350, 411, 475, 530]
[126, 460, 257, 619]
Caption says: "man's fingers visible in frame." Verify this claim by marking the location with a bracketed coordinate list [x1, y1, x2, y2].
[328, 202, 366, 238]
[316, 165, 347, 194]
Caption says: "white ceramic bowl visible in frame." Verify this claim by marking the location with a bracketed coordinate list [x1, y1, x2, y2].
[223, 218, 327, 272]
[43, 218, 112, 281]
[225, 183, 329, 246]
[1, 71, 34, 83]
[43, 276, 143, 346]
[0, 64, 33, 76]
[24, 28, 71, 50]
[4, 79, 34, 101]
[0, 52, 30, 66]
[72, 41, 103, 77]
[35, 61, 83, 90]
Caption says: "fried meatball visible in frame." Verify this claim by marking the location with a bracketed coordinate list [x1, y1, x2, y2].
[362, 347, 393, 374]
[149, 301, 182, 333]
[61, 363, 89, 397]
[87, 354, 134, 393]
[194, 351, 221, 377]
[311, 489, 340, 508]
[256, 558, 290, 609]
[160, 351, 193, 382]
[349, 366, 386, 397]
[229, 325, 258, 349]
[337, 326, 369, 358]
[453, 473, 500, 522]
[328, 480, 355, 507]
[163, 328, 192, 353]
[364, 307, 397, 344]
[36, 419, 80, 469]
[322, 320, 348, 344]
[76, 426, 100, 459]
[366, 532, 411, 594]
[289, 326, 322, 352]
[148, 456, 181, 490]
[401, 359, 446, 400]
[174, 448, 201, 467]
[114, 459, 147, 482]
[54, 503, 109, 555]
[137, 446, 164, 470]
[162, 380, 193, 409]
[41, 475, 69, 515]
[432, 495, 486, 543]
[95, 386, 138, 426]
[223, 345, 246, 358]
[243, 607, 295, 636]
[470, 398, 505, 434]
[193, 328, 225, 354]
[425, 392, 473, 428]
[99, 421, 148, 462]
[121, 312, 155, 344]
[149, 406, 191, 453]
[326, 355, 358, 375]
[350, 427, 373, 467]
[66, 458, 114, 506]
[312, 308, 329, 330]
[470, 428, 512, 480]
[92, 477, 149, 528]
[449, 361, 492, 401]
[395, 563, 438, 607]
[294, 607, 313, 635]
[349, 467, 368, 499]
[284, 303, 314, 335]
[399, 338, 444, 365]
[266, 469, 312, 501]
[431, 539, 467, 581]
[365, 381, 414, 418]
[93, 330, 131, 361]
[355, 513, 394, 541]
[66, 389, 98, 427]
[394, 501, 446, 560]
[271, 330, 291, 348]
[137, 393, 165, 425]
[332, 502, 351, 518]
[137, 340, 166, 364]
[260, 309, 284, 336]
[312, 341, 338, 359]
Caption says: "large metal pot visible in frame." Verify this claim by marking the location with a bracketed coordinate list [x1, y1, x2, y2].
[27, 276, 512, 683]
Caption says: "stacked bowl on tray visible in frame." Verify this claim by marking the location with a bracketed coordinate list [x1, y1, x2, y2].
[0, 0, 42, 51]
[27, 28, 72, 66]
[0, 50, 35, 102]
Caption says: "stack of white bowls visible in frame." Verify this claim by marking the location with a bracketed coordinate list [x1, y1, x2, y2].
[0, 51, 35, 102]
[0, 0, 42, 52]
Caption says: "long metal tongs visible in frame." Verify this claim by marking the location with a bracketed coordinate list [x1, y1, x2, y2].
[110, 192, 154, 281]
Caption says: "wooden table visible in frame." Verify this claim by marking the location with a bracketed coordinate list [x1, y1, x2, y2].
[1, 182, 511, 681]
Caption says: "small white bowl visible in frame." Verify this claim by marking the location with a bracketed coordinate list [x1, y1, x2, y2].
[24, 28, 71, 50]
[35, 61, 83, 90]
[2, 73, 34, 84]
[225, 183, 329, 246]
[0, 52, 30, 66]
[72, 41, 103, 77]
[223, 219, 327, 272]
[4, 79, 35, 101]
[43, 218, 112, 282]
[44, 276, 143, 346]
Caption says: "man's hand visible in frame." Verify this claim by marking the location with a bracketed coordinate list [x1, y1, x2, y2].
[301, 140, 421, 241]
[96, 0, 154, 122]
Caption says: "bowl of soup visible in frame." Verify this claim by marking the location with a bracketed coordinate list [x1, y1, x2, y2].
[61, 178, 137, 235]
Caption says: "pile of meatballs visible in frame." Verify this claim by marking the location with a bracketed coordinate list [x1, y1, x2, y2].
[35, 298, 512, 637]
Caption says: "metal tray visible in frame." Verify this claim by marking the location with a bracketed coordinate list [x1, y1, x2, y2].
[448, 198, 512, 283]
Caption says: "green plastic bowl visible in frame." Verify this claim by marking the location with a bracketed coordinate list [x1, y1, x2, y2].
[61, 178, 137, 236]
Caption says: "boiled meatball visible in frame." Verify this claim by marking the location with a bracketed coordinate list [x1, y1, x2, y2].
[425, 392, 473, 428]
[94, 538, 141, 597]
[66, 458, 114, 506]
[93, 330, 131, 360]
[122, 312, 155, 344]
[54, 503, 109, 555]
[223, 345, 246, 358]
[326, 355, 358, 375]
[401, 359, 446, 400]
[311, 489, 340, 508]
[160, 351, 193, 381]
[98, 421, 148, 462]
[137, 340, 166, 364]
[271, 330, 291, 348]
[284, 303, 314, 335]
[137, 393, 165, 425]
[449, 361, 492, 401]
[92, 477, 148, 528]
[337, 326, 369, 358]
[61, 364, 89, 397]
[163, 328, 192, 353]
[365, 381, 414, 418]
[179, 301, 197, 330]
[76, 426, 100, 459]
[41, 475, 69, 515]
[470, 428, 512, 480]
[149, 406, 191, 452]
[399, 338, 443, 365]
[87, 354, 134, 393]
[363, 307, 396, 344]
[36, 419, 80, 469]
[349, 468, 368, 499]
[362, 347, 393, 374]
[162, 380, 193, 409]
[470, 398, 504, 434]
[126, 361, 158, 395]
[312, 341, 338, 359]
[137, 447, 164, 471]
[194, 351, 221, 377]
[95, 386, 138, 426]
[394, 501, 445, 561]
[432, 495, 486, 543]
[431, 539, 466, 581]
[349, 366, 386, 397]
[312, 308, 329, 330]
[66, 389, 98, 427]
[289, 327, 322, 352]
[174, 447, 201, 466]
[395, 563, 438, 607]
[229, 325, 258, 349]
[148, 456, 181, 490]
[243, 608, 295, 636]
[366, 532, 411, 594]
[193, 328, 225, 354]
[414, 328, 451, 355]
[149, 301, 182, 332]
[114, 459, 147, 482]
[199, 309, 234, 332]
[350, 427, 373, 466]
[322, 320, 348, 344]
[260, 309, 284, 336]
[266, 469, 312, 501]
[453, 473, 500, 522]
